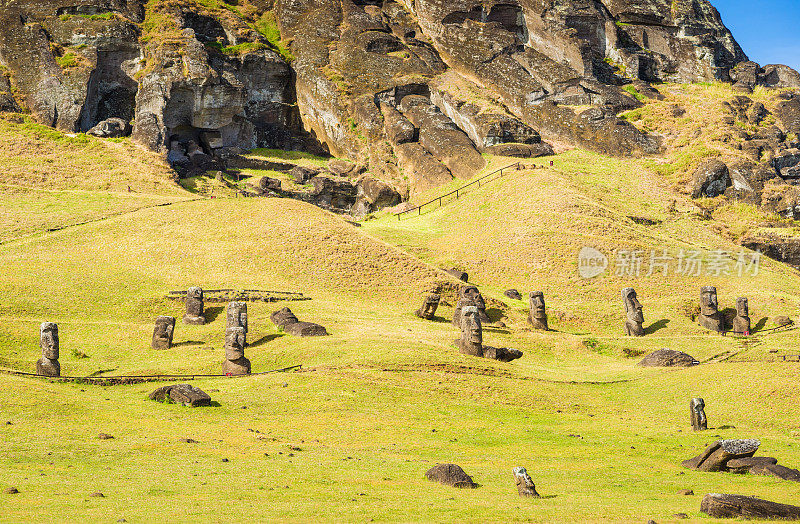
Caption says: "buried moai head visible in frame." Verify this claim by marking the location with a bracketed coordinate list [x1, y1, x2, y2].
[226, 301, 248, 332]
[622, 288, 645, 336]
[40, 322, 59, 360]
[224, 327, 246, 361]
[452, 285, 483, 326]
[416, 294, 440, 320]
[513, 467, 540, 498]
[699, 286, 723, 332]
[151, 316, 176, 350]
[733, 297, 751, 335]
[527, 291, 548, 330]
[458, 305, 483, 357]
[690, 397, 707, 431]
[184, 287, 205, 325]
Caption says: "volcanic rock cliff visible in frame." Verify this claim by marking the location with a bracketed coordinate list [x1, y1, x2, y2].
[0, 0, 788, 197]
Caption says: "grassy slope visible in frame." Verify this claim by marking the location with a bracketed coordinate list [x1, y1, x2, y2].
[3, 101, 800, 522]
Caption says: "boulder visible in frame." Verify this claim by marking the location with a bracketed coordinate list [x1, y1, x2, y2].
[638, 349, 698, 367]
[380, 103, 416, 145]
[309, 175, 358, 212]
[328, 159, 362, 178]
[356, 176, 401, 208]
[424, 463, 477, 489]
[504, 289, 522, 300]
[289, 165, 321, 184]
[482, 346, 523, 362]
[760, 64, 800, 89]
[749, 463, 800, 482]
[775, 96, 800, 135]
[731, 61, 761, 93]
[691, 160, 730, 198]
[726, 456, 778, 473]
[87, 117, 131, 138]
[774, 316, 794, 327]
[149, 384, 211, 407]
[259, 176, 282, 193]
[701, 493, 800, 520]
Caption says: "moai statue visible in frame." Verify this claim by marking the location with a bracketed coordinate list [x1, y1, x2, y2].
[457, 306, 483, 357]
[690, 397, 707, 431]
[151, 316, 176, 350]
[226, 301, 248, 333]
[183, 287, 206, 325]
[222, 326, 251, 375]
[622, 288, 645, 336]
[527, 291, 548, 331]
[699, 286, 723, 333]
[36, 322, 60, 377]
[513, 467, 540, 498]
[453, 286, 479, 327]
[415, 294, 440, 320]
[733, 297, 751, 335]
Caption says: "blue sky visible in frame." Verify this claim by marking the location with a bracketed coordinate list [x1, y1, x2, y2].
[713, 0, 800, 70]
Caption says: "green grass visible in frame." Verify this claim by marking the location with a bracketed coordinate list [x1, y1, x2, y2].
[254, 11, 294, 62]
[5, 96, 800, 521]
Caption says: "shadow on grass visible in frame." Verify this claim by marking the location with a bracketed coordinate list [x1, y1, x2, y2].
[249, 334, 285, 348]
[645, 319, 670, 335]
[172, 340, 206, 347]
[204, 306, 224, 323]
[753, 317, 768, 332]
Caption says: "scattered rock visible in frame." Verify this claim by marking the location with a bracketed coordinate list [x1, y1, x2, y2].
[701, 493, 800, 520]
[97, 433, 114, 440]
[677, 489, 694, 495]
[425, 463, 477, 489]
[638, 349, 698, 367]
[672, 514, 688, 519]
[178, 438, 198, 444]
[691, 159, 730, 198]
[221, 458, 229, 463]
[259, 176, 282, 193]
[149, 384, 211, 407]
[773, 316, 794, 328]
[504, 289, 522, 300]
[3, 487, 19, 494]
[89, 492, 105, 498]
[327, 159, 363, 178]
[289, 165, 320, 184]
[87, 118, 131, 138]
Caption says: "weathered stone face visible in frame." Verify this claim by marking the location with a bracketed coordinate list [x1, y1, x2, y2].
[224, 327, 246, 361]
[226, 302, 248, 333]
[40, 322, 59, 360]
[151, 316, 176, 351]
[183, 287, 206, 325]
[527, 291, 548, 331]
[622, 287, 645, 336]
[690, 397, 707, 431]
[733, 296, 751, 335]
[513, 467, 540, 498]
[415, 294, 440, 320]
[699, 286, 723, 332]
[458, 305, 483, 357]
[736, 297, 749, 318]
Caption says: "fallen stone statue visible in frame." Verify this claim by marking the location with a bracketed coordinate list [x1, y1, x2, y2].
[682, 439, 800, 481]
[638, 349, 698, 367]
[456, 306, 522, 362]
[701, 493, 800, 520]
[270, 307, 329, 336]
[149, 384, 211, 407]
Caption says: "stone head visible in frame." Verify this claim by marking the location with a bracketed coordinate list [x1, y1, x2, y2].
[691, 397, 705, 412]
[700, 286, 718, 316]
[423, 294, 440, 314]
[225, 327, 246, 360]
[736, 297, 749, 317]
[461, 286, 482, 307]
[227, 301, 248, 331]
[186, 287, 204, 315]
[40, 322, 59, 360]
[460, 306, 482, 344]
[622, 288, 644, 323]
[529, 292, 546, 319]
[154, 316, 175, 338]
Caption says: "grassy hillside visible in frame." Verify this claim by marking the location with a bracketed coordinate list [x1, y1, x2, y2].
[3, 109, 800, 522]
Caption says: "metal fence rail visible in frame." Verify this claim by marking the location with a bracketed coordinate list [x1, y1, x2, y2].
[395, 162, 522, 220]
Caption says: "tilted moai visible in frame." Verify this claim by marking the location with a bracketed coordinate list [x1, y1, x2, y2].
[513, 467, 540, 498]
[458, 306, 484, 357]
[690, 397, 707, 431]
[415, 294, 440, 320]
[222, 326, 251, 375]
[36, 322, 60, 377]
[183, 286, 206, 325]
[226, 301, 248, 334]
[699, 286, 723, 332]
[527, 291, 548, 331]
[151, 316, 176, 350]
[733, 297, 751, 335]
[453, 286, 489, 326]
[622, 288, 645, 336]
